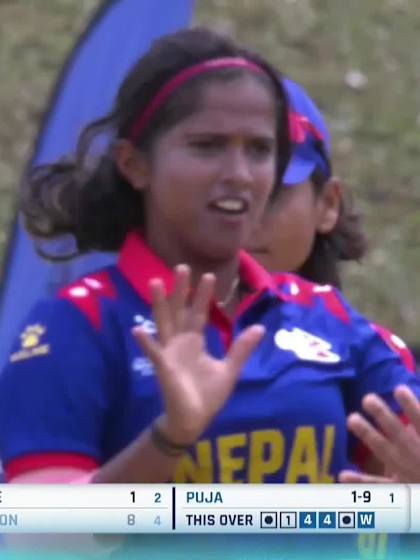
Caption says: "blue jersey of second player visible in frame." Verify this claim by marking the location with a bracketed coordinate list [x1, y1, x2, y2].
[0, 231, 419, 483]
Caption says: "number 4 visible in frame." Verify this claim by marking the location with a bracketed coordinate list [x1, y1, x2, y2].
[154, 515, 161, 526]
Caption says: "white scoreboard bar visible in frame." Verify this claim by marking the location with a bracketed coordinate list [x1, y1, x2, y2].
[0, 485, 418, 533]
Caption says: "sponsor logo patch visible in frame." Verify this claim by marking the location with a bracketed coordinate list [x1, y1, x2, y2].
[10, 324, 50, 363]
[274, 327, 340, 363]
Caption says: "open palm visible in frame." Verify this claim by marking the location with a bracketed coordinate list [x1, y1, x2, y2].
[133, 264, 265, 445]
[339, 386, 420, 483]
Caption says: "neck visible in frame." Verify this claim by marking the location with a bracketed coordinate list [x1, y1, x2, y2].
[145, 229, 241, 306]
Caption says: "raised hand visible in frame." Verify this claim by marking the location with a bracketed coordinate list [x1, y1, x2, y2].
[132, 264, 265, 446]
[339, 385, 420, 483]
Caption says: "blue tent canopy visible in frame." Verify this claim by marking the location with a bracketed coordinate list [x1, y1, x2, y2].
[0, 0, 194, 368]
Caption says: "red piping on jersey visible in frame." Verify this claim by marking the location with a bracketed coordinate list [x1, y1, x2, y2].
[273, 273, 350, 323]
[370, 323, 416, 373]
[58, 271, 117, 330]
[6, 453, 98, 481]
[400, 414, 409, 425]
[273, 273, 314, 306]
[352, 441, 370, 470]
[118, 231, 283, 349]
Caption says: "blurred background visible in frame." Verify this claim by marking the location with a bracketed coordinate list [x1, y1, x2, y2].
[1, 0, 420, 343]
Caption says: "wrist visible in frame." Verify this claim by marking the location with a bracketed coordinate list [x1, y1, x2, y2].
[151, 416, 198, 456]
[158, 415, 202, 443]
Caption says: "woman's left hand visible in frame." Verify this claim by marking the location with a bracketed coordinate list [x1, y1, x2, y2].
[339, 385, 420, 483]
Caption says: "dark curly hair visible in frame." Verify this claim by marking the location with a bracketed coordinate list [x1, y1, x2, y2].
[21, 27, 291, 260]
[297, 167, 368, 289]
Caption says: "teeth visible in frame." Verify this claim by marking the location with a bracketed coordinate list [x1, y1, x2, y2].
[213, 199, 246, 212]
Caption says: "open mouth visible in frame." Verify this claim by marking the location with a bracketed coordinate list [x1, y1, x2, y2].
[208, 197, 250, 215]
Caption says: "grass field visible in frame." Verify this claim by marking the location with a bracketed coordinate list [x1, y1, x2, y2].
[1, 0, 420, 343]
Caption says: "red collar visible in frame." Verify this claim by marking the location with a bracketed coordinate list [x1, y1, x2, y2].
[118, 231, 278, 305]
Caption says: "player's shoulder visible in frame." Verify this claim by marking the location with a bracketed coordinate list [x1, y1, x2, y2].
[16, 267, 120, 336]
[6, 268, 122, 368]
[272, 272, 350, 324]
[56, 267, 119, 329]
[369, 322, 416, 373]
[272, 273, 416, 369]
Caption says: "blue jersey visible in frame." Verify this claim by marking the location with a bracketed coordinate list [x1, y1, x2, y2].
[0, 231, 419, 482]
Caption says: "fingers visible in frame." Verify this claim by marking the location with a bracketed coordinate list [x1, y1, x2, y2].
[132, 327, 163, 369]
[165, 264, 216, 334]
[188, 273, 215, 332]
[149, 279, 173, 345]
[338, 470, 393, 484]
[361, 393, 406, 442]
[394, 385, 420, 433]
[348, 393, 420, 483]
[226, 325, 265, 374]
[346, 412, 396, 467]
[171, 265, 191, 331]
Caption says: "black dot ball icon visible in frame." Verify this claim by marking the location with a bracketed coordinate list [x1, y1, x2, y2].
[338, 512, 355, 529]
[260, 511, 278, 529]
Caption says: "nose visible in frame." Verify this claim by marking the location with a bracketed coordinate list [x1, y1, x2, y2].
[220, 145, 254, 188]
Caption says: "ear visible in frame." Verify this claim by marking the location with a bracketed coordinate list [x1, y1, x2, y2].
[113, 139, 150, 192]
[315, 176, 342, 234]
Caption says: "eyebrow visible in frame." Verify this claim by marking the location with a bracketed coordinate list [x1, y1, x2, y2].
[183, 132, 276, 143]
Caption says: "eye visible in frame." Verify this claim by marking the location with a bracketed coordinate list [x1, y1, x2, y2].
[248, 139, 274, 159]
[189, 136, 224, 152]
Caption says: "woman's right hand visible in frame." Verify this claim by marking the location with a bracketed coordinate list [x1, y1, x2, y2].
[132, 264, 265, 446]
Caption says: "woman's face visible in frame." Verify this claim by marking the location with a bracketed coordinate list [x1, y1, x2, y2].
[120, 74, 279, 266]
[248, 179, 341, 273]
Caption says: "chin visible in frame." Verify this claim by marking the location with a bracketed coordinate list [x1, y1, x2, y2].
[194, 238, 243, 265]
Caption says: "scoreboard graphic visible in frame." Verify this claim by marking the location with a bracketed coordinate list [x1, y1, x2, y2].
[0, 485, 418, 534]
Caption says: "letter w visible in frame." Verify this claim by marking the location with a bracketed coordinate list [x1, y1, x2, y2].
[359, 514, 373, 526]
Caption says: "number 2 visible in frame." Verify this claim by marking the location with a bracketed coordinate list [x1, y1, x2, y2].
[154, 492, 161, 504]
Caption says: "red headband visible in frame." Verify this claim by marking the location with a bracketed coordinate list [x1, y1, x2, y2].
[127, 57, 266, 142]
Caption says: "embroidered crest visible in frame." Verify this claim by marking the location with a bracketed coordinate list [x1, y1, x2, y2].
[10, 324, 50, 363]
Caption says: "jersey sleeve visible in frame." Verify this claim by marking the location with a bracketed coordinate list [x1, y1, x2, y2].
[0, 297, 119, 479]
[343, 310, 420, 414]
[323, 292, 420, 469]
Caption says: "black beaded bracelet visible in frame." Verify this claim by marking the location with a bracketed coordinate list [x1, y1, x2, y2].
[150, 421, 193, 457]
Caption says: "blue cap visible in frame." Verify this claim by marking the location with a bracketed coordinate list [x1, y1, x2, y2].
[282, 78, 331, 186]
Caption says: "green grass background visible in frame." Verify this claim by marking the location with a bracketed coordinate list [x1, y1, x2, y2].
[1, 1, 420, 343]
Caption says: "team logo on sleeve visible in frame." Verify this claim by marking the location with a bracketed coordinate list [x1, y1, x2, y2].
[133, 314, 157, 334]
[274, 327, 340, 363]
[9, 324, 50, 363]
[131, 356, 155, 376]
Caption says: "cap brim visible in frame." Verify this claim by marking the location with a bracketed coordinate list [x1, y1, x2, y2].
[282, 155, 316, 186]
